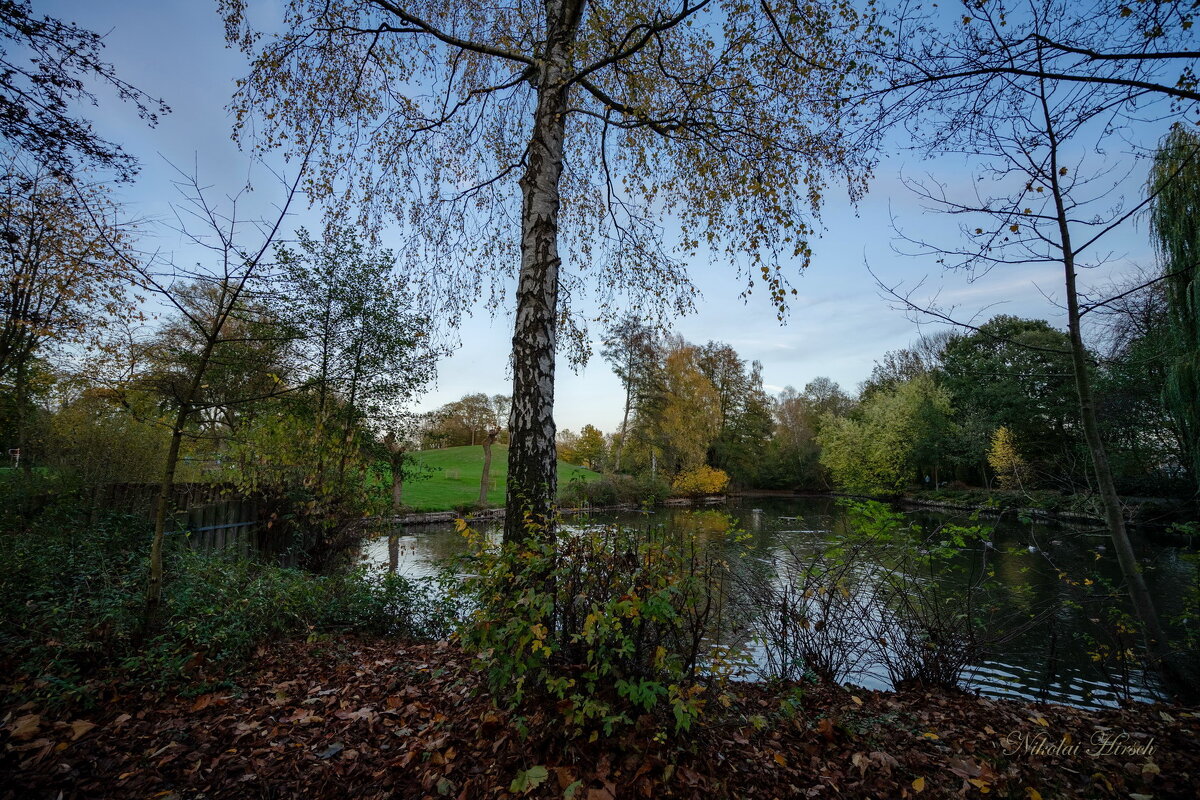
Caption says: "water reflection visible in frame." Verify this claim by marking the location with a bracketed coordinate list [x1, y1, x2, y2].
[359, 496, 1193, 708]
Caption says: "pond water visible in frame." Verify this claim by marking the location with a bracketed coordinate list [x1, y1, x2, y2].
[358, 495, 1196, 709]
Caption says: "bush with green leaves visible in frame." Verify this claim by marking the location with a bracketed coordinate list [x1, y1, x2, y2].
[454, 515, 747, 736]
[0, 500, 452, 705]
[558, 472, 670, 508]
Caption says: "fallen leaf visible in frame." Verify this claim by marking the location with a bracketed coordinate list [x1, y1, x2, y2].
[70, 720, 97, 741]
[317, 743, 344, 760]
[912, 776, 925, 792]
[817, 717, 835, 740]
[8, 714, 40, 741]
[773, 752, 787, 767]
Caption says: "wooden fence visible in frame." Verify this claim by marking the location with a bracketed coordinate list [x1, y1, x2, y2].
[91, 482, 296, 563]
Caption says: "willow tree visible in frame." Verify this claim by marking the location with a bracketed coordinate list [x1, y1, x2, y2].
[1149, 125, 1200, 495]
[219, 0, 872, 543]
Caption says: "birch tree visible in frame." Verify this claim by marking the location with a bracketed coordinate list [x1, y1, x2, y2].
[219, 0, 873, 543]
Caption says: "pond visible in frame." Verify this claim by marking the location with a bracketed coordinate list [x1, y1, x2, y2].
[359, 495, 1196, 709]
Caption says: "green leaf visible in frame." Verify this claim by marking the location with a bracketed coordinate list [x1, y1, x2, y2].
[510, 765, 549, 794]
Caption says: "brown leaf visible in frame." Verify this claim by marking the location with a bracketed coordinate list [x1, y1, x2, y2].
[70, 719, 98, 741]
[555, 766, 576, 790]
[817, 717, 835, 740]
[8, 714, 40, 741]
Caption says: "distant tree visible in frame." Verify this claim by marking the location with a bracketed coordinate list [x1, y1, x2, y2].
[476, 394, 510, 505]
[939, 317, 1079, 487]
[555, 428, 580, 466]
[801, 376, 855, 419]
[818, 375, 953, 494]
[432, 394, 501, 448]
[707, 358, 774, 486]
[574, 424, 606, 471]
[988, 426, 1028, 491]
[762, 377, 854, 490]
[600, 316, 658, 473]
[0, 1, 168, 179]
[858, 331, 952, 402]
[644, 337, 721, 475]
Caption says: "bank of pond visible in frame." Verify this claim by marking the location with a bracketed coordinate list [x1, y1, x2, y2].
[364, 495, 1198, 711]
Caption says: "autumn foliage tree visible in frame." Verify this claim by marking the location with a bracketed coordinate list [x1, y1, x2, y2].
[987, 426, 1028, 491]
[0, 156, 133, 468]
[220, 0, 874, 543]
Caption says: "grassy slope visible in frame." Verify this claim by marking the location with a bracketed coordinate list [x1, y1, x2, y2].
[402, 445, 600, 511]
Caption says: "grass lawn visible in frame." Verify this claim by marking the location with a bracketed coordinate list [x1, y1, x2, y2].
[400, 445, 600, 511]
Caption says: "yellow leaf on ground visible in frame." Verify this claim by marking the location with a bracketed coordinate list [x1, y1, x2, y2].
[773, 752, 787, 767]
[912, 776, 925, 792]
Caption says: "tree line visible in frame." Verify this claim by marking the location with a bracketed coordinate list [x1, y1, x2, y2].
[573, 305, 1195, 501]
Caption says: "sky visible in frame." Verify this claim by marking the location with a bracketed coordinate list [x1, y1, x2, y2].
[43, 0, 1163, 433]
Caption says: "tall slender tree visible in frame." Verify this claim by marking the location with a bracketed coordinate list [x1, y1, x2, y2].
[600, 315, 657, 473]
[869, 3, 1197, 695]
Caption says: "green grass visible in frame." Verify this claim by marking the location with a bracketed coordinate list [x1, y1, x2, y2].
[401, 445, 600, 512]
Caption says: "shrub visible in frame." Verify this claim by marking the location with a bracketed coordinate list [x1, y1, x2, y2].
[671, 465, 730, 497]
[454, 517, 746, 736]
[558, 472, 670, 508]
[0, 503, 452, 705]
[737, 501, 1010, 692]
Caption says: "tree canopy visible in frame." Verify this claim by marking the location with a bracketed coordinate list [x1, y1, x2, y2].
[220, 0, 875, 540]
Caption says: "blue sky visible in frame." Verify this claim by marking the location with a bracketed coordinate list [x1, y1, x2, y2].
[46, 0, 1162, 433]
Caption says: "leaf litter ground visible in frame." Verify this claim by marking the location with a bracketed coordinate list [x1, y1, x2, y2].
[3, 636, 1198, 798]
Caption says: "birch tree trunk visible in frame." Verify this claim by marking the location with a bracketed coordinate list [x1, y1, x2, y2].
[503, 0, 581, 543]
